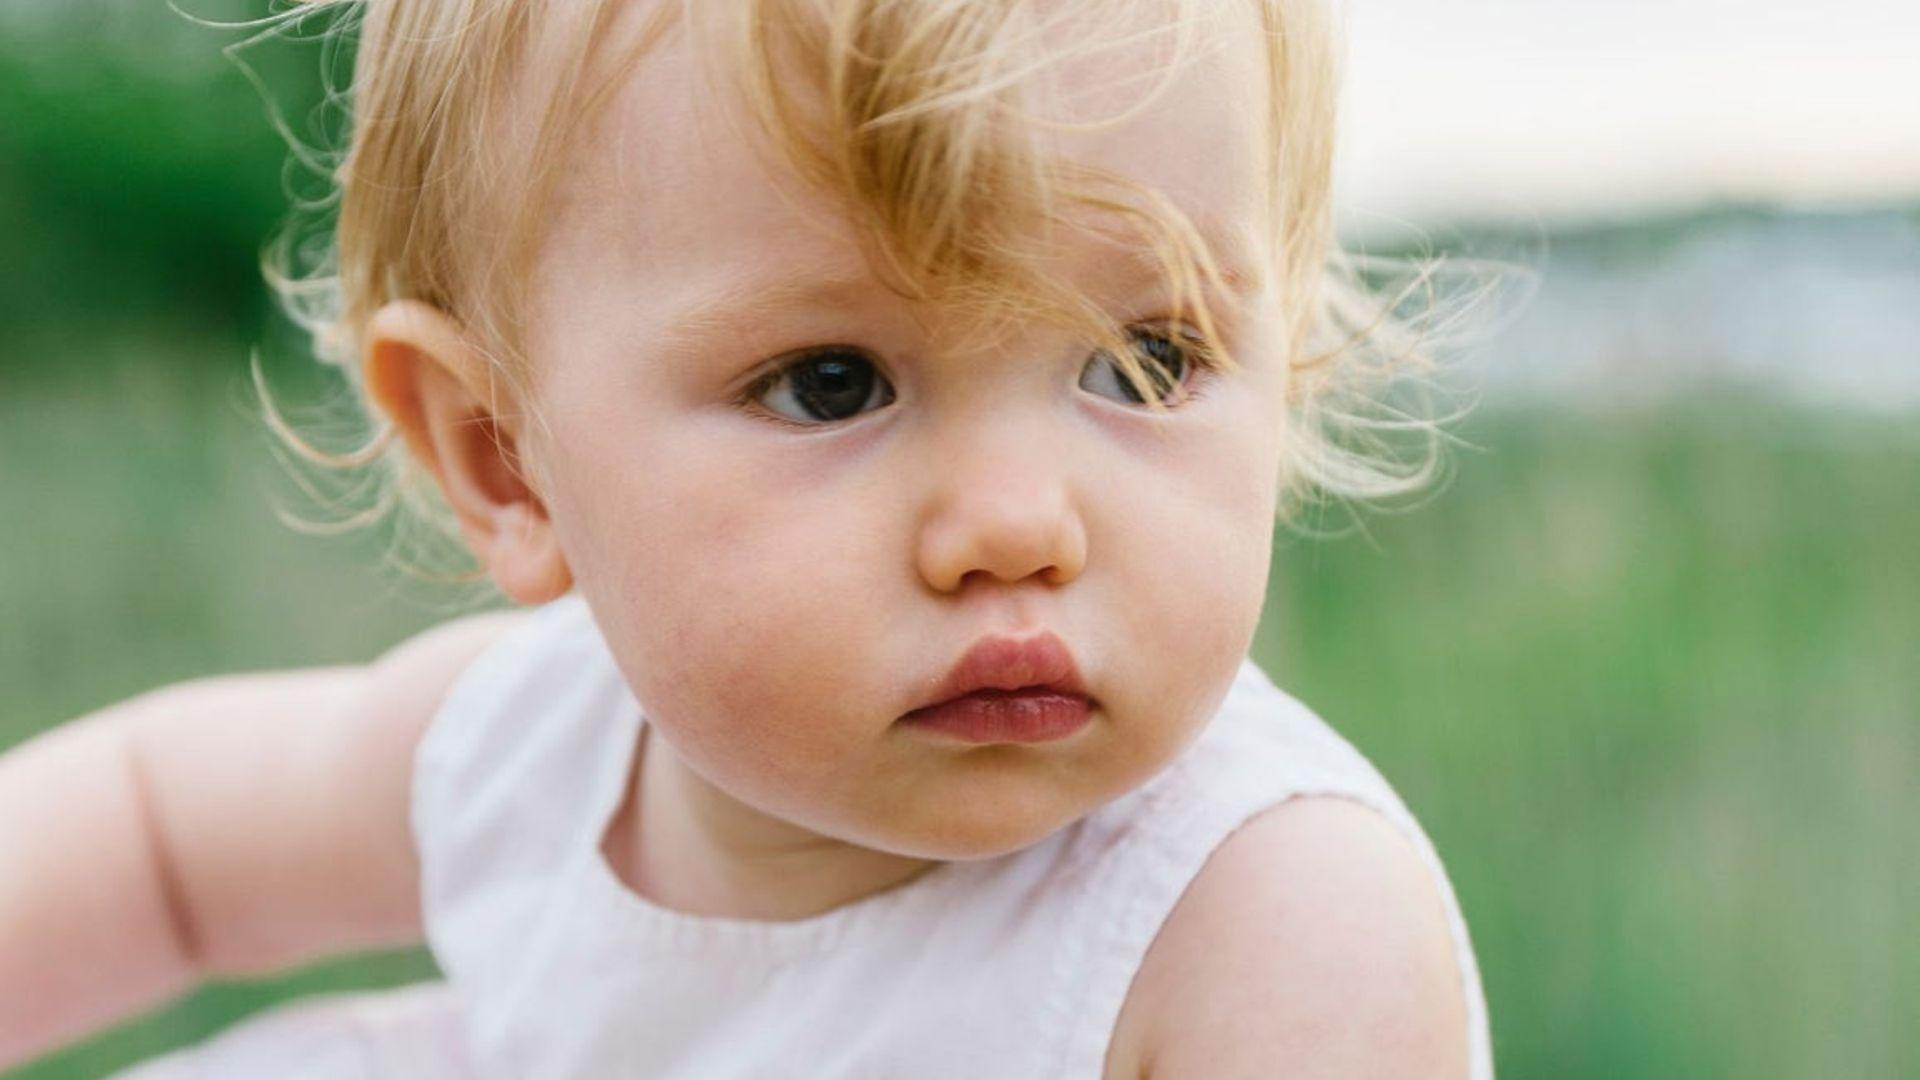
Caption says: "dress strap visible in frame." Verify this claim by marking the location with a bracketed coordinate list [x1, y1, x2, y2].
[1046, 659, 1496, 1077]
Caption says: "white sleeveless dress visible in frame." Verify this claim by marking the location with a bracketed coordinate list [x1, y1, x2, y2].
[117, 592, 1494, 1078]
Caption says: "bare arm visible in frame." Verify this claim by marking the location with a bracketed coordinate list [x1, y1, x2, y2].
[1120, 797, 1472, 1079]
[0, 609, 527, 1068]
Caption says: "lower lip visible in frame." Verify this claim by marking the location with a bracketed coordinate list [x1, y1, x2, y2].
[900, 690, 1094, 744]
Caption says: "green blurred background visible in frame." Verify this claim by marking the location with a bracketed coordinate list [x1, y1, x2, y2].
[3, 3, 1916, 1077]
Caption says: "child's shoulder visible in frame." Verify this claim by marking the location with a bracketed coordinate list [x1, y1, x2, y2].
[1082, 661, 1489, 1077]
[1109, 794, 1473, 1078]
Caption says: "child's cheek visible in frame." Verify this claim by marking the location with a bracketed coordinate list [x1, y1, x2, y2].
[572, 438, 899, 765]
[545, 372, 1282, 851]
[1098, 416, 1276, 728]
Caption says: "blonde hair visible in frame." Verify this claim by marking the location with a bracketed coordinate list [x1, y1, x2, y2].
[237, 0, 1460, 583]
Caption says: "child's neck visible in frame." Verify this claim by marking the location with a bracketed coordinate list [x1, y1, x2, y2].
[600, 723, 943, 921]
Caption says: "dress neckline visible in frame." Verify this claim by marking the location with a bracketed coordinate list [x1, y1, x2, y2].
[571, 697, 967, 958]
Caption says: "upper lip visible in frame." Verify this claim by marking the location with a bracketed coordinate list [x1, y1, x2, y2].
[906, 631, 1091, 714]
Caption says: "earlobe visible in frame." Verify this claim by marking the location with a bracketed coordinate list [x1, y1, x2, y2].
[488, 502, 576, 605]
[362, 300, 574, 604]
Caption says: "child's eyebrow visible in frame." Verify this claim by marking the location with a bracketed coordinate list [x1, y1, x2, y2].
[653, 222, 1261, 356]
[658, 270, 875, 356]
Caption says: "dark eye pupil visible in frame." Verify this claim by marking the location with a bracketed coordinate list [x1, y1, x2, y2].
[1119, 331, 1187, 404]
[792, 353, 877, 421]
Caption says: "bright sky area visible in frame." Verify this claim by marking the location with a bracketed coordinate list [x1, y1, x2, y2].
[3, 0, 1914, 227]
[1333, 0, 1920, 224]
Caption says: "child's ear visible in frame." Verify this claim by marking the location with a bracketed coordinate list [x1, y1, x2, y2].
[361, 300, 573, 605]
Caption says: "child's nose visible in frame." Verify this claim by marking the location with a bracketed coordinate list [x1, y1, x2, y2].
[913, 421, 1088, 594]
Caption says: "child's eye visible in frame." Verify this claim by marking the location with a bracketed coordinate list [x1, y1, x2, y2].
[1078, 323, 1212, 408]
[742, 347, 896, 426]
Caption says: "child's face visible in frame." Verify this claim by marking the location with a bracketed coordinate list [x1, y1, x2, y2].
[520, 5, 1288, 860]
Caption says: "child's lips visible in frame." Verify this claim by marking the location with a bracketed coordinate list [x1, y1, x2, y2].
[904, 629, 1091, 714]
[899, 688, 1094, 744]
[899, 630, 1095, 743]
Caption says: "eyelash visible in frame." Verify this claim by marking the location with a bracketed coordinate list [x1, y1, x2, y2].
[734, 322, 1220, 430]
[1114, 321, 1222, 402]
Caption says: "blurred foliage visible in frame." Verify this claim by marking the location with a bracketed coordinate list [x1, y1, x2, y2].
[3, 3, 1918, 1078]
[1260, 401, 1919, 1078]
[0, 0, 341, 369]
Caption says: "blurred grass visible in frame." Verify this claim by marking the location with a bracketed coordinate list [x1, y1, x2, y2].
[3, 355, 1915, 1077]
[1257, 396, 1919, 1077]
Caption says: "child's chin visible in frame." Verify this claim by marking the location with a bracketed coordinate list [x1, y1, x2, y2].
[875, 800, 1088, 863]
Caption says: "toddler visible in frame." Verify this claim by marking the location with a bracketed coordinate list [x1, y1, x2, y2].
[0, 0, 1494, 1075]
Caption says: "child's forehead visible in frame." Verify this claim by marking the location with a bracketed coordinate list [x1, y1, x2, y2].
[533, 1, 1273, 334]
